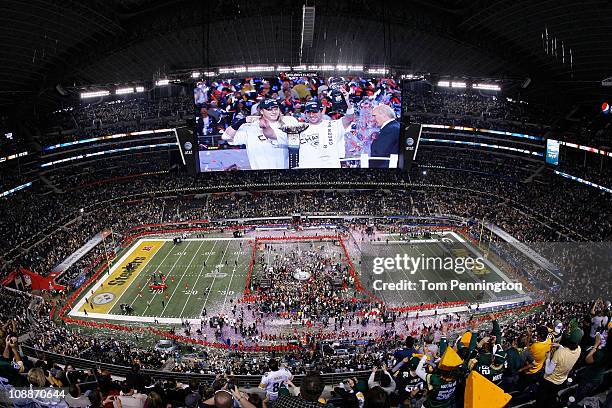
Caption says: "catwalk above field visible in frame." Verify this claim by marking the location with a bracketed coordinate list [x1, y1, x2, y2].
[1, 0, 611, 108]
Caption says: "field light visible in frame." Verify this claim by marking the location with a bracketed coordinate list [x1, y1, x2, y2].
[81, 90, 110, 98]
[115, 87, 134, 95]
[155, 79, 170, 86]
[320, 65, 335, 71]
[473, 83, 501, 91]
[135, 86, 145, 93]
[368, 68, 388, 75]
[276, 66, 291, 71]
[437, 81, 450, 87]
[247, 66, 275, 72]
[451, 82, 466, 88]
[191, 72, 201, 78]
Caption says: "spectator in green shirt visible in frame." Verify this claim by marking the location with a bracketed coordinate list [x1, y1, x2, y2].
[573, 329, 611, 404]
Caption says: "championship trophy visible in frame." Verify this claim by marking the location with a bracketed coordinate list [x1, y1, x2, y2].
[328, 76, 348, 112]
[280, 123, 310, 169]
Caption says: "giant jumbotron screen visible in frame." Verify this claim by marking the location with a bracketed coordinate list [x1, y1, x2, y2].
[193, 75, 402, 171]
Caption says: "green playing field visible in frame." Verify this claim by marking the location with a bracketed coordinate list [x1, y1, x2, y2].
[360, 231, 526, 305]
[85, 238, 252, 320]
[70, 231, 527, 323]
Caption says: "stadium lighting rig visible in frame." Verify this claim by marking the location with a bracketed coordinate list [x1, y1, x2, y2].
[368, 68, 389, 75]
[246, 66, 275, 72]
[474, 83, 501, 91]
[115, 87, 135, 95]
[75, 65, 503, 98]
[437, 80, 501, 91]
[114, 86, 145, 95]
[190, 64, 369, 76]
[155, 79, 170, 86]
[401, 74, 426, 80]
[80, 90, 110, 99]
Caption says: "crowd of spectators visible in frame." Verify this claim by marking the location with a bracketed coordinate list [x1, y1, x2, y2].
[0, 170, 610, 407]
[1, 149, 611, 281]
[1, 278, 610, 408]
[403, 89, 554, 135]
[43, 95, 192, 145]
[0, 75, 609, 407]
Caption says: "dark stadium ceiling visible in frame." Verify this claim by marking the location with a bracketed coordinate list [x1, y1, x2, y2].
[1, 0, 611, 112]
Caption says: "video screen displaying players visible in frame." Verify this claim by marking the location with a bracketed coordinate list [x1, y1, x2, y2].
[193, 74, 402, 171]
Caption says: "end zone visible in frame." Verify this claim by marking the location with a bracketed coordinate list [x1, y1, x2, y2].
[70, 239, 163, 315]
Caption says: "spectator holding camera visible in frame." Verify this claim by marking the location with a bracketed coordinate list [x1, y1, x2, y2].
[368, 365, 396, 395]
[333, 376, 363, 408]
[1, 334, 26, 386]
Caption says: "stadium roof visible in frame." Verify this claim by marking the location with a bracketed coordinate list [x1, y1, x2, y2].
[1, 0, 611, 110]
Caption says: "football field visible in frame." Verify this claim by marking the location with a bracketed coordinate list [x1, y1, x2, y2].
[68, 230, 528, 324]
[70, 238, 252, 322]
[358, 231, 526, 306]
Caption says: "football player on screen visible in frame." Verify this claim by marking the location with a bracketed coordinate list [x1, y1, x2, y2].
[221, 99, 298, 170]
[297, 88, 355, 168]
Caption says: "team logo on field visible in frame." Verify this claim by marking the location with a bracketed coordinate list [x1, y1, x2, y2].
[143, 246, 153, 251]
[184, 142, 193, 150]
[405, 137, 414, 147]
[92, 292, 115, 305]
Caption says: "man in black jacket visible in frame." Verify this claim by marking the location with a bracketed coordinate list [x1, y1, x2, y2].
[369, 104, 400, 168]
[196, 106, 221, 146]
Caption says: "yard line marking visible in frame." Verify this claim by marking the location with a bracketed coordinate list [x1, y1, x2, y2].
[222, 248, 243, 309]
[159, 240, 206, 316]
[139, 241, 196, 316]
[178, 240, 219, 318]
[200, 240, 231, 315]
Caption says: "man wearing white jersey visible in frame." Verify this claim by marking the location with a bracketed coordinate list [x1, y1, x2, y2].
[222, 99, 298, 169]
[259, 359, 293, 402]
[299, 90, 354, 168]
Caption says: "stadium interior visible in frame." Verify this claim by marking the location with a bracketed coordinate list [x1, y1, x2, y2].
[0, 1, 611, 408]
